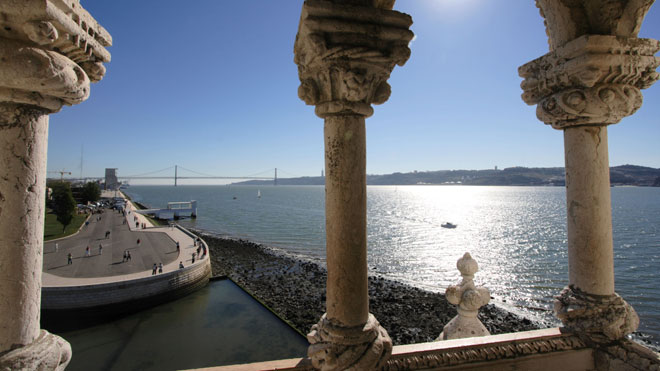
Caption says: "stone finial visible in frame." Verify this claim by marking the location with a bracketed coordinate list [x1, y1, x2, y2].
[519, 35, 660, 129]
[293, 0, 413, 118]
[437, 253, 490, 341]
[555, 285, 639, 342]
[0, 0, 112, 113]
[307, 313, 392, 371]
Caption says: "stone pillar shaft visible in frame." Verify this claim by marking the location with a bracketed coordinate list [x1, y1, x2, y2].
[324, 115, 368, 327]
[0, 105, 49, 352]
[564, 126, 614, 296]
[0, 2, 110, 368]
[519, 5, 660, 339]
[295, 1, 412, 368]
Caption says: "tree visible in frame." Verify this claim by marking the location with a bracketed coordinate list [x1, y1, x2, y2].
[81, 181, 101, 204]
[50, 182, 76, 232]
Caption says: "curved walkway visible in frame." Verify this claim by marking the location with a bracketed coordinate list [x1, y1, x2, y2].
[43, 195, 206, 287]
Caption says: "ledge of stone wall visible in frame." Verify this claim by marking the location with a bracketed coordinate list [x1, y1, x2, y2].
[201, 328, 595, 371]
[42, 259, 211, 311]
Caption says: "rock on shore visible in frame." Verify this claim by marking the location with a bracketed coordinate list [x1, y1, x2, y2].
[195, 231, 541, 345]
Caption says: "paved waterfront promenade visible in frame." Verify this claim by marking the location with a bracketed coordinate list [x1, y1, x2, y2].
[43, 192, 204, 287]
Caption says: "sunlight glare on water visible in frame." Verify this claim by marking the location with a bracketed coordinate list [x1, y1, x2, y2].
[367, 186, 567, 322]
[126, 185, 659, 340]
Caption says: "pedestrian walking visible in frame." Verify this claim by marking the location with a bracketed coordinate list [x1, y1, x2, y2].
[85, 246, 90, 257]
[179, 261, 184, 269]
[152, 263, 157, 275]
[123, 250, 127, 262]
[67, 253, 72, 265]
[127, 251, 132, 261]
[99, 244, 103, 255]
[192, 252, 196, 264]
[137, 238, 141, 246]
[158, 263, 163, 274]
[176, 241, 180, 252]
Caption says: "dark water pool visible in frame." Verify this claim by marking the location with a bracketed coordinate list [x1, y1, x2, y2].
[50, 279, 308, 371]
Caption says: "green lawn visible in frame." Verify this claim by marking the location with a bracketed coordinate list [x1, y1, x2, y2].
[44, 211, 88, 241]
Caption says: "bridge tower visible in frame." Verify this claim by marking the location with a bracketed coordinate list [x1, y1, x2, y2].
[274, 168, 277, 186]
[174, 165, 178, 187]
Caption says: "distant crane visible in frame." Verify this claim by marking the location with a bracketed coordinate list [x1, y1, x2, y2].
[48, 170, 71, 181]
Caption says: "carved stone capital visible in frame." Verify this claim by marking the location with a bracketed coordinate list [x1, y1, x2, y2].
[519, 35, 660, 129]
[0, 38, 91, 112]
[535, 0, 655, 51]
[0, 0, 111, 112]
[294, 0, 413, 118]
[0, 330, 71, 371]
[554, 285, 639, 342]
[307, 313, 392, 370]
[438, 253, 490, 340]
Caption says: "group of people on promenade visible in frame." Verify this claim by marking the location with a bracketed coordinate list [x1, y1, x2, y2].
[52, 197, 205, 277]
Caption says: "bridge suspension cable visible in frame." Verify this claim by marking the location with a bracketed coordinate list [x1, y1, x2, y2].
[176, 166, 219, 178]
[122, 166, 175, 178]
[242, 168, 276, 178]
[276, 168, 300, 178]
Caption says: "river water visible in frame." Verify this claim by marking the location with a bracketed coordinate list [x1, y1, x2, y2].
[124, 185, 660, 344]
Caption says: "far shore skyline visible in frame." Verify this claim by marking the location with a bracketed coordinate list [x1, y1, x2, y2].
[60, 163, 659, 186]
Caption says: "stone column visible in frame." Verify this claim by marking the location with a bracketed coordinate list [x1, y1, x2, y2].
[294, 1, 412, 369]
[519, 0, 659, 342]
[0, 2, 111, 369]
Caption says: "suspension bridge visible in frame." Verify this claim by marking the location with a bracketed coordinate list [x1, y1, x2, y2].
[51, 166, 306, 186]
[117, 165, 282, 186]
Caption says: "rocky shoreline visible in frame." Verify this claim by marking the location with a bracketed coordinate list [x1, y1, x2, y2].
[193, 230, 542, 345]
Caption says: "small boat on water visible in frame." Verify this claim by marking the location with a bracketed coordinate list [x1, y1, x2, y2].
[441, 222, 457, 229]
[257, 190, 261, 198]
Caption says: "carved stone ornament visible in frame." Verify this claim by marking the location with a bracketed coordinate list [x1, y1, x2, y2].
[307, 313, 392, 370]
[384, 332, 587, 370]
[294, 0, 413, 118]
[0, 330, 71, 371]
[437, 252, 490, 341]
[554, 285, 639, 342]
[535, 0, 655, 51]
[0, 0, 112, 112]
[519, 35, 660, 129]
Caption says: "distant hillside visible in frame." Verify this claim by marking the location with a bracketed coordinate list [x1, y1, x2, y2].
[233, 165, 660, 187]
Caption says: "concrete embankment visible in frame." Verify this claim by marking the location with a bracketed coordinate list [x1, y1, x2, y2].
[42, 195, 212, 327]
[42, 260, 211, 311]
[194, 230, 541, 345]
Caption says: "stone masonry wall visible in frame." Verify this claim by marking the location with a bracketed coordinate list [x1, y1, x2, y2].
[42, 260, 211, 310]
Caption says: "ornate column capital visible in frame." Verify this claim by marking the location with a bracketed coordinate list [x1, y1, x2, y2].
[519, 35, 660, 129]
[438, 252, 490, 341]
[293, 0, 413, 118]
[0, 0, 111, 113]
[555, 285, 639, 342]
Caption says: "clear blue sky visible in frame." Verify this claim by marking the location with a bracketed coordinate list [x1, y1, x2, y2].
[47, 1, 660, 183]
